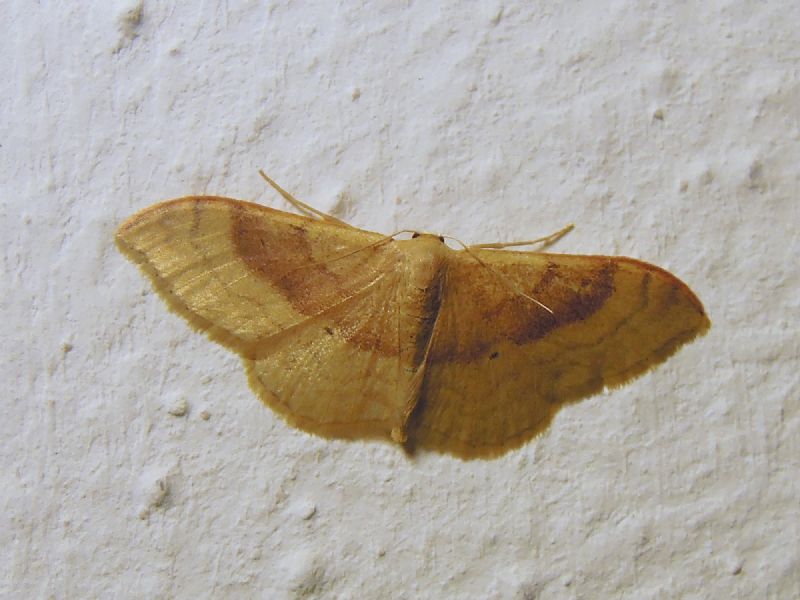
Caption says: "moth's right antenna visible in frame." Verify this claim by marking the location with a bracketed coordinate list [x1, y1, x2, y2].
[443, 236, 555, 315]
[469, 224, 574, 250]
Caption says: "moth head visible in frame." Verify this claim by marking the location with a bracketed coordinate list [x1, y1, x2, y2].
[411, 232, 446, 243]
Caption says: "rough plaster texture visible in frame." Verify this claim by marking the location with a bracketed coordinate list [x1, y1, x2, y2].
[2, 1, 798, 598]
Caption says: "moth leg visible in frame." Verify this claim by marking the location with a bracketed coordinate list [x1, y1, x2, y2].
[258, 170, 354, 228]
[469, 223, 574, 251]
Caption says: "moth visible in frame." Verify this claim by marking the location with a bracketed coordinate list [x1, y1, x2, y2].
[116, 172, 710, 459]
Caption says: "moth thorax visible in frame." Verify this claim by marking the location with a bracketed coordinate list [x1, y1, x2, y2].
[397, 237, 448, 367]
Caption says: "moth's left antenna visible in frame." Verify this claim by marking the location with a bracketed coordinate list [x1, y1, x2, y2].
[258, 170, 354, 228]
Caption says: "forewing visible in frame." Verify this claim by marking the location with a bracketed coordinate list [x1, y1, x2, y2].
[116, 197, 400, 356]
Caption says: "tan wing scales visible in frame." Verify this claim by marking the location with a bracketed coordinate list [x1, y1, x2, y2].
[243, 270, 411, 440]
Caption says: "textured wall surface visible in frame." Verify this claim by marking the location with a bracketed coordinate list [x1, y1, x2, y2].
[3, 1, 798, 598]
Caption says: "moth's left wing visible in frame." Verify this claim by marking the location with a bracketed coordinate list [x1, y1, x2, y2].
[411, 250, 710, 459]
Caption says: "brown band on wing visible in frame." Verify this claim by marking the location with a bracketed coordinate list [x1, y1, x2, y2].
[232, 207, 337, 310]
[230, 204, 404, 357]
[536, 260, 618, 335]
[431, 258, 618, 362]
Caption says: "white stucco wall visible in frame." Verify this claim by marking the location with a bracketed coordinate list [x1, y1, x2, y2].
[3, 1, 798, 598]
